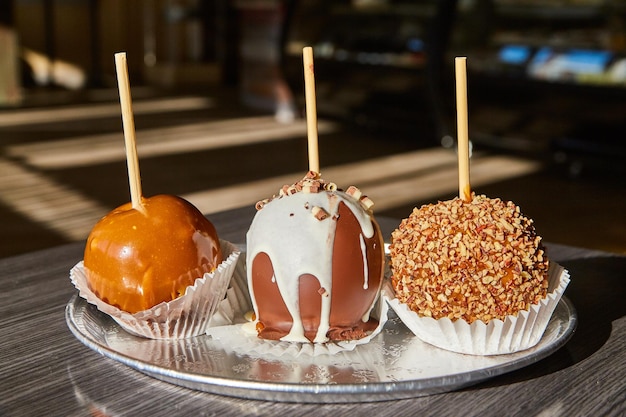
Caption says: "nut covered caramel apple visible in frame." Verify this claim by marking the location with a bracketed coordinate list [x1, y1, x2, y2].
[389, 193, 549, 324]
[84, 194, 223, 313]
[246, 172, 385, 343]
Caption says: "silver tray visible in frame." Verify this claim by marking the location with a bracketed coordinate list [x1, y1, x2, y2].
[65, 294, 576, 403]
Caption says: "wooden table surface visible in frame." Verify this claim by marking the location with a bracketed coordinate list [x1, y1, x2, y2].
[1, 206, 624, 417]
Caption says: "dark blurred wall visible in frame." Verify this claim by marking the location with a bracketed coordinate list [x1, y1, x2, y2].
[1, 2, 14, 26]
[13, 0, 144, 85]
[11, 0, 231, 87]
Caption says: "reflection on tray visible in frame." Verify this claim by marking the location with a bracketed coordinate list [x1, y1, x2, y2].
[66, 294, 576, 402]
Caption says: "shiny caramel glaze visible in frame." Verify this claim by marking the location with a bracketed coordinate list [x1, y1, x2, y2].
[83, 194, 222, 313]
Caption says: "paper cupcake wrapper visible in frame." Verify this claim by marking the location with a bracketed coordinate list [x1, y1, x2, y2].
[206, 257, 389, 358]
[208, 251, 252, 328]
[384, 262, 570, 355]
[70, 240, 240, 339]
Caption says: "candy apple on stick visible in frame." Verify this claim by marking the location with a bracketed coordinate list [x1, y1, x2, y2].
[388, 58, 552, 340]
[83, 53, 223, 314]
[245, 47, 386, 343]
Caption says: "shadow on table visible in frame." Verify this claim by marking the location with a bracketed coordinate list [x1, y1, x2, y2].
[469, 255, 626, 389]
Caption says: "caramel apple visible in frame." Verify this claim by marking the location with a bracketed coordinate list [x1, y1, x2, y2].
[83, 194, 223, 314]
[246, 172, 385, 343]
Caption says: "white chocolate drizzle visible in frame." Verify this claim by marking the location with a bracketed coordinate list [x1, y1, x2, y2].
[359, 233, 369, 290]
[246, 184, 376, 343]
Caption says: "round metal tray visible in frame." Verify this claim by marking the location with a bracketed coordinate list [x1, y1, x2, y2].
[65, 294, 576, 403]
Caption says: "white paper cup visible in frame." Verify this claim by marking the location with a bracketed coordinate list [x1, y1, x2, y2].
[70, 240, 240, 339]
[384, 262, 570, 355]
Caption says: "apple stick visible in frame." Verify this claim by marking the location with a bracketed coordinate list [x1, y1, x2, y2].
[303, 46, 320, 174]
[455, 56, 471, 202]
[114, 52, 144, 212]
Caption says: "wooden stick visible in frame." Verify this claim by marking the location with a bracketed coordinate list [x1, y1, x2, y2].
[114, 52, 144, 212]
[302, 46, 320, 174]
[455, 57, 471, 202]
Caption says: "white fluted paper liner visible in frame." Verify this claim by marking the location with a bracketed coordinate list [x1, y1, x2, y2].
[205, 255, 389, 358]
[208, 251, 251, 327]
[69, 240, 240, 339]
[383, 262, 570, 355]
[206, 293, 389, 358]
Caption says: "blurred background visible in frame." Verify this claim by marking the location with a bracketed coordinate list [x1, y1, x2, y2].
[1, 0, 625, 258]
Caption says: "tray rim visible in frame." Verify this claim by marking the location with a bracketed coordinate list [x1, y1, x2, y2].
[65, 294, 577, 403]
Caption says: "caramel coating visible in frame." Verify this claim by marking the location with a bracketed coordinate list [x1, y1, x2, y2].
[84, 194, 222, 313]
[390, 194, 549, 323]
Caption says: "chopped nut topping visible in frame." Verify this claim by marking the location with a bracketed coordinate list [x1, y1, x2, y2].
[359, 196, 374, 211]
[389, 193, 549, 323]
[302, 183, 319, 193]
[244, 310, 256, 322]
[254, 172, 376, 212]
[312, 206, 330, 221]
[255, 199, 269, 211]
[324, 182, 337, 192]
[346, 185, 362, 199]
[304, 170, 319, 180]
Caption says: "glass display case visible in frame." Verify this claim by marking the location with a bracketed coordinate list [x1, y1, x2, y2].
[281, 0, 453, 142]
[447, 0, 626, 172]
[281, 0, 626, 173]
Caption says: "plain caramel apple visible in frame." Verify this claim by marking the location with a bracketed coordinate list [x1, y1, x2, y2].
[83, 194, 223, 313]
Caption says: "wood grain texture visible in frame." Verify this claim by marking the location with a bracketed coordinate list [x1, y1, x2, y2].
[0, 212, 624, 417]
